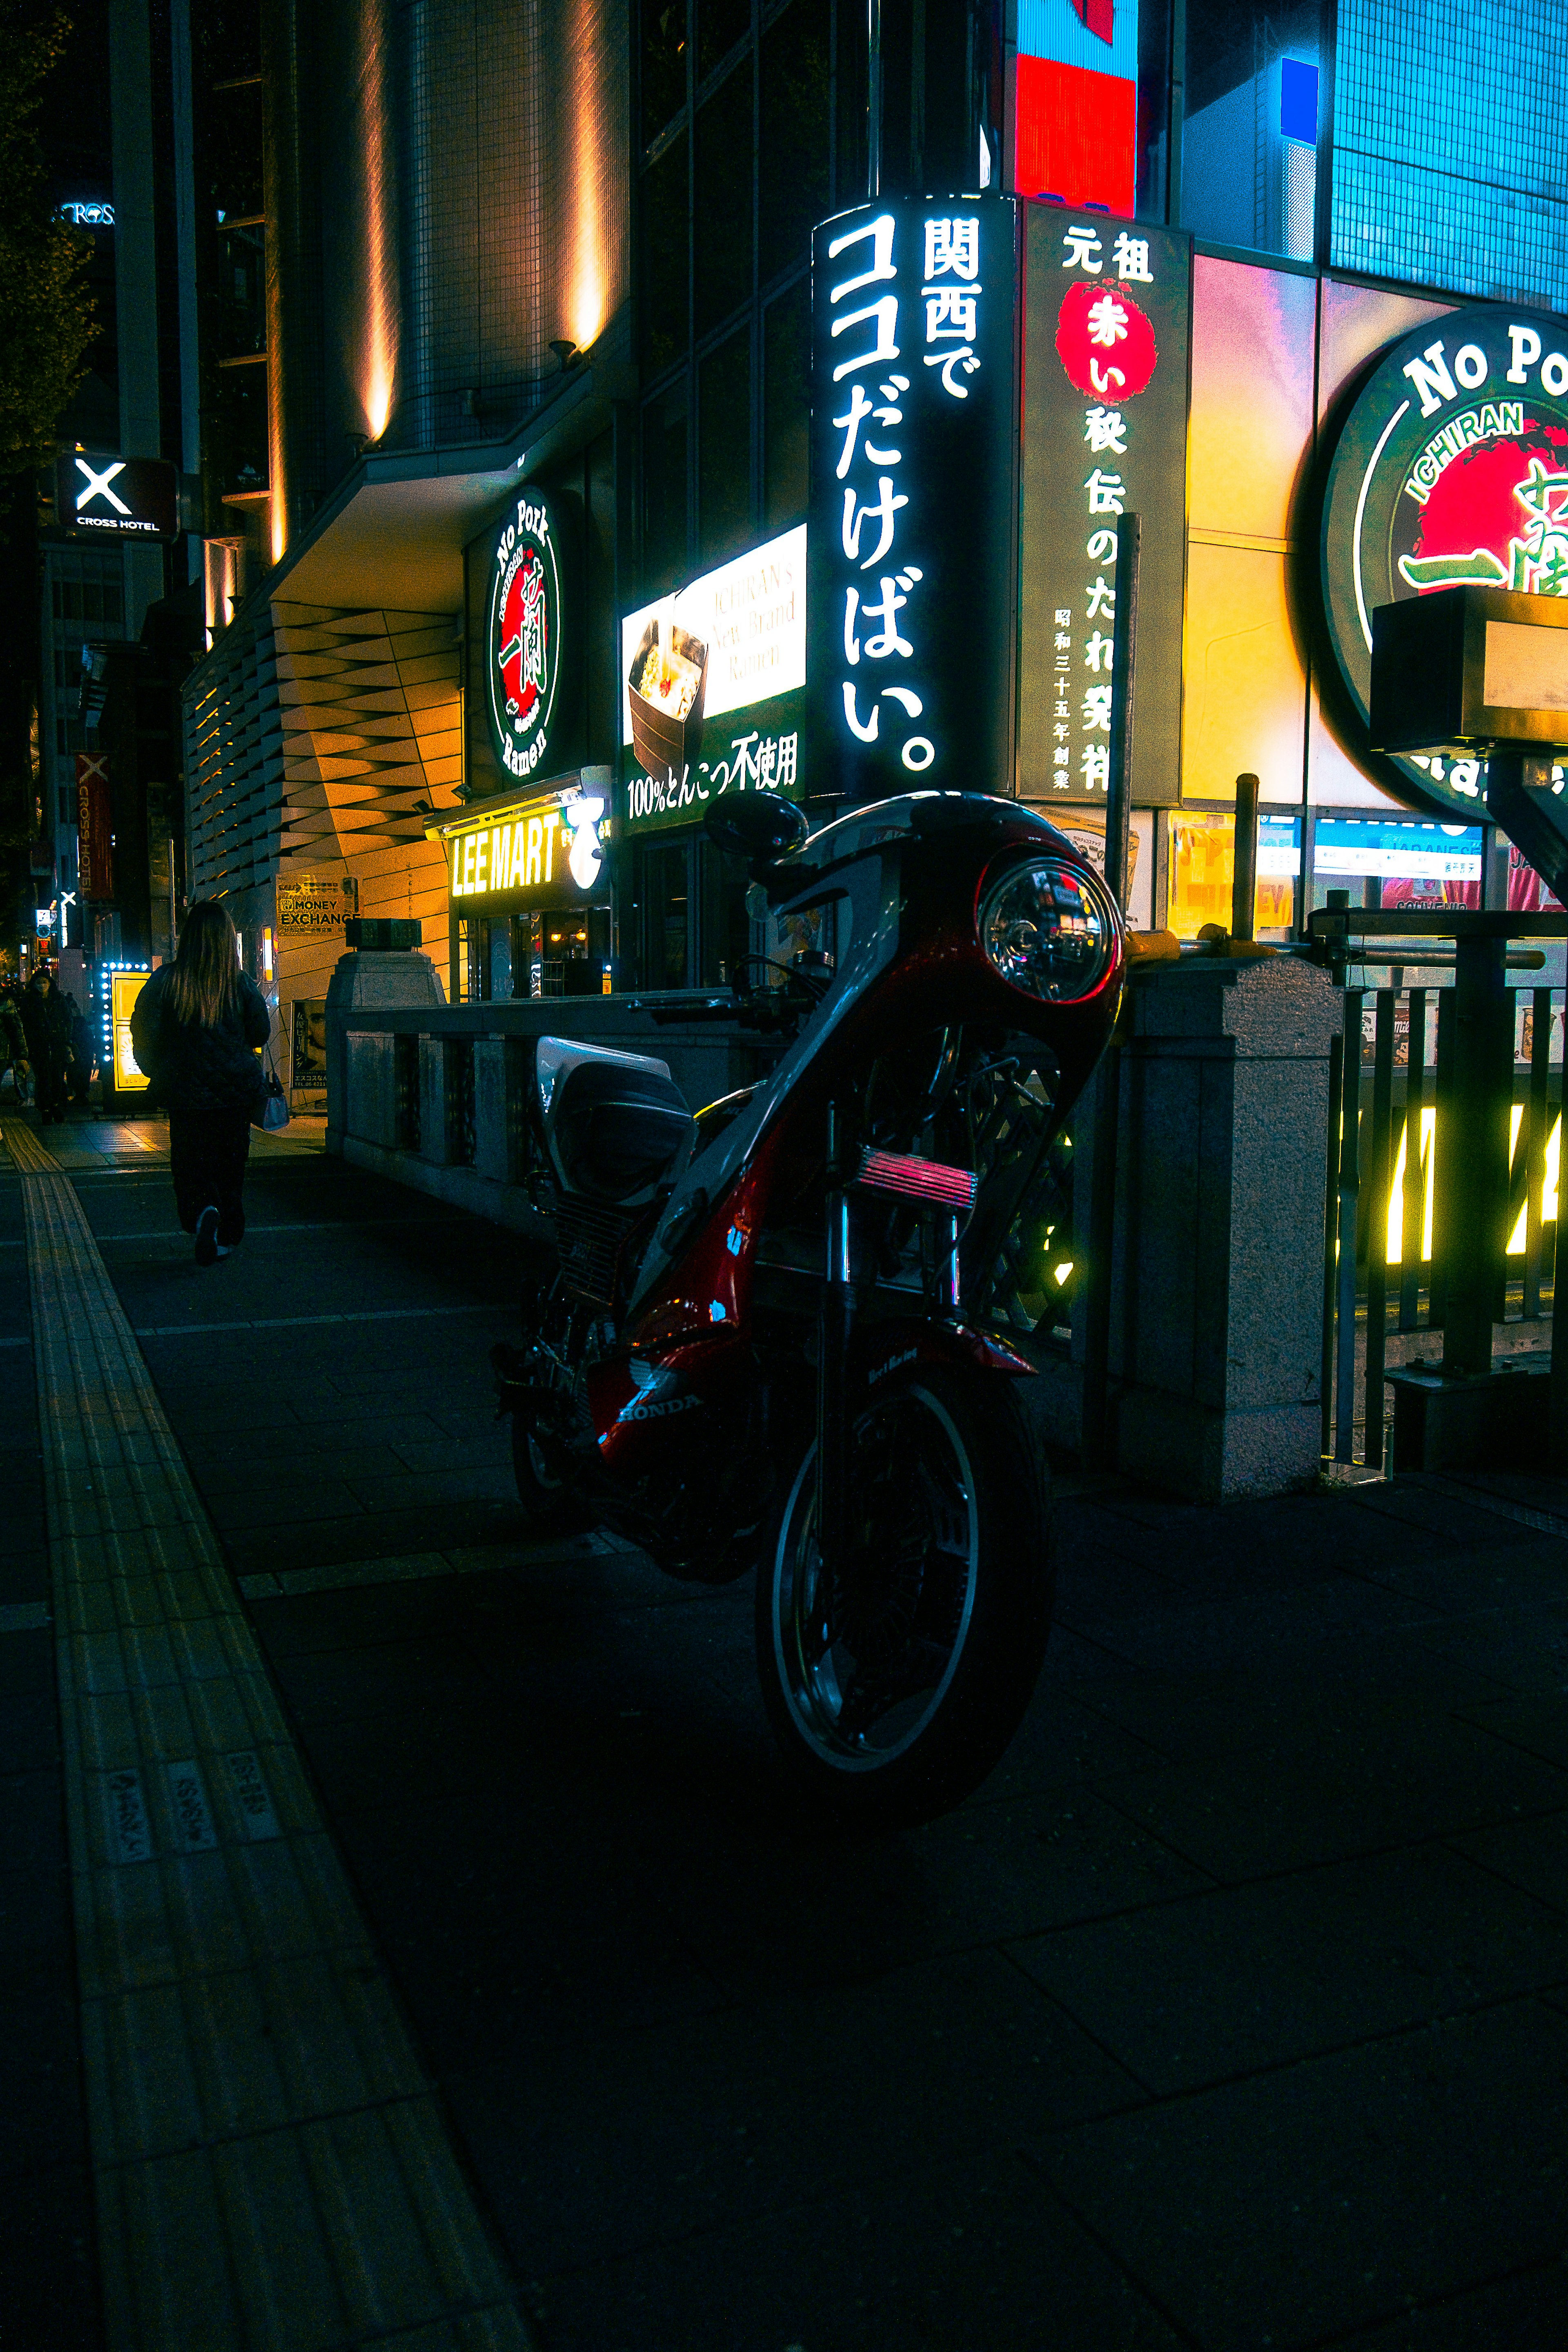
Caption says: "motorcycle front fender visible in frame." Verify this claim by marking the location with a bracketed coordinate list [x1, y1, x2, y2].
[858, 1320, 1038, 1392]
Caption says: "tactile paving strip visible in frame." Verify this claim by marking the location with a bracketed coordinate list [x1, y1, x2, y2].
[4, 1122, 532, 2352]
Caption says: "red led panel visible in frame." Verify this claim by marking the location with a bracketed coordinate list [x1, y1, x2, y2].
[1013, 55, 1136, 218]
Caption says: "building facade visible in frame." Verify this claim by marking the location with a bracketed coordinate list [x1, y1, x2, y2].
[172, 0, 1568, 1088]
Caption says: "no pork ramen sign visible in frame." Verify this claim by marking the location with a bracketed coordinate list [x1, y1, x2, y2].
[486, 492, 566, 782]
[1321, 304, 1568, 816]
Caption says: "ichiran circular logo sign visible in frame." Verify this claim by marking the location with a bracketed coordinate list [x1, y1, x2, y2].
[486, 493, 564, 782]
[1322, 304, 1568, 815]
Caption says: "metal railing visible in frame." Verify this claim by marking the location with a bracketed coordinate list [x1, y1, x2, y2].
[1316, 908, 1568, 1467]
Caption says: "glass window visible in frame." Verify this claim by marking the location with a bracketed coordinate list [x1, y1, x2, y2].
[214, 223, 266, 361]
[699, 328, 752, 564]
[759, 0, 830, 285]
[698, 0, 748, 82]
[641, 131, 689, 377]
[642, 376, 690, 595]
[646, 843, 691, 987]
[1182, 2, 1325, 261]
[835, 0, 866, 202]
[694, 58, 753, 336]
[763, 276, 808, 526]
[641, 0, 688, 146]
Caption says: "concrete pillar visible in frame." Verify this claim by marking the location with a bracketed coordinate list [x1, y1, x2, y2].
[323, 950, 444, 1153]
[1105, 954, 1342, 1501]
[473, 1038, 529, 1184]
[417, 1038, 451, 1164]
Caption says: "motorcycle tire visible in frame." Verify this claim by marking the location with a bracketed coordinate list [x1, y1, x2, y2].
[755, 1363, 1053, 1829]
[509, 1409, 589, 1537]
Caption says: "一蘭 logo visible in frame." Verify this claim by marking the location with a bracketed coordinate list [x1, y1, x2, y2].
[1320, 305, 1568, 816]
[486, 495, 564, 782]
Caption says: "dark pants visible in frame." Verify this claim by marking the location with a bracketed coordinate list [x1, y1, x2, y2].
[169, 1108, 253, 1246]
[34, 1046, 67, 1118]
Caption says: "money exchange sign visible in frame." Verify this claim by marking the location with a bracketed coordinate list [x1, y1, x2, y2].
[1018, 205, 1190, 805]
[807, 194, 1018, 800]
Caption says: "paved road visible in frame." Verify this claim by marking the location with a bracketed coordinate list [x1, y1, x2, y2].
[5, 1112, 1568, 2349]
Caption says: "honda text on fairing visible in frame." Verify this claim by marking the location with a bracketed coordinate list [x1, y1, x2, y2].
[493, 787, 1123, 1825]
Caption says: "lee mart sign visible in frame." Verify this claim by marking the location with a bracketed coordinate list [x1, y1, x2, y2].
[1320, 303, 1568, 816]
[437, 780, 607, 912]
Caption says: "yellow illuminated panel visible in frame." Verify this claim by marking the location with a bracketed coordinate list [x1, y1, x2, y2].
[111, 970, 150, 1092]
[451, 809, 560, 900]
[1167, 812, 1294, 939]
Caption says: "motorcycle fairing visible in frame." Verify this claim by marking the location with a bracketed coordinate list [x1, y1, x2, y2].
[626, 790, 1118, 1322]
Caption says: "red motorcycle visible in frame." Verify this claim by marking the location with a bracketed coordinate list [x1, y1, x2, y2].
[494, 788, 1123, 1824]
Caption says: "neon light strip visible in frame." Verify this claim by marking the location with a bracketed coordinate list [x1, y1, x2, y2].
[1354, 399, 1411, 654]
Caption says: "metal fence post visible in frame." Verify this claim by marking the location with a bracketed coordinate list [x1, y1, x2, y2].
[1439, 934, 1510, 1379]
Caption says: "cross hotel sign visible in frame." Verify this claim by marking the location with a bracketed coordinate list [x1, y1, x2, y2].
[55, 451, 179, 540]
[1320, 304, 1568, 816]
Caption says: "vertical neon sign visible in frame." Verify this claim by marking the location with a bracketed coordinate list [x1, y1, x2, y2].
[1013, 0, 1139, 218]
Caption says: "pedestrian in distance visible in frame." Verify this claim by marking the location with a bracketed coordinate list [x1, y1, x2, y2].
[130, 898, 271, 1265]
[0, 987, 30, 1103]
[22, 967, 70, 1124]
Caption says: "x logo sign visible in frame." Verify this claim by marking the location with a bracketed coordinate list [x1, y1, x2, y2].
[75, 457, 130, 514]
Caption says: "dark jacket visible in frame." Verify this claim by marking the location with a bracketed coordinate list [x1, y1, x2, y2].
[131, 966, 271, 1113]
[18, 984, 48, 1060]
[0, 997, 26, 1061]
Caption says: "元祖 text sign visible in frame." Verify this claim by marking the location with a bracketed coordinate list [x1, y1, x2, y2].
[1018, 205, 1190, 805]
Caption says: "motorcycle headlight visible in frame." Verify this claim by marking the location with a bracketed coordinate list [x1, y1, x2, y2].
[978, 859, 1116, 1004]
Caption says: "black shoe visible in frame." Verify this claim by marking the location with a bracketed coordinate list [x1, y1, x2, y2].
[194, 1206, 220, 1267]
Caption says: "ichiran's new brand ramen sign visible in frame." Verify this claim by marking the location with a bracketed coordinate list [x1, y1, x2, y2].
[486, 492, 565, 782]
[1321, 303, 1568, 815]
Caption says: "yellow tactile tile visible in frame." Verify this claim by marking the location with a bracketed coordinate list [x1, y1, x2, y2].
[3, 1123, 533, 2352]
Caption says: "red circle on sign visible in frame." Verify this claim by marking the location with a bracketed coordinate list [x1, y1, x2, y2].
[1055, 280, 1158, 400]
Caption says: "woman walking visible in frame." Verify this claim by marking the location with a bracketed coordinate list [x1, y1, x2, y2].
[130, 899, 271, 1264]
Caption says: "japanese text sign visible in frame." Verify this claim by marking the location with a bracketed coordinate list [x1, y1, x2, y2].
[807, 196, 1019, 801]
[1018, 205, 1190, 805]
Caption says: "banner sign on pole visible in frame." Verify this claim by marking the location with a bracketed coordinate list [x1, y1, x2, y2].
[1018, 204, 1190, 806]
[808, 194, 1018, 802]
[76, 752, 114, 898]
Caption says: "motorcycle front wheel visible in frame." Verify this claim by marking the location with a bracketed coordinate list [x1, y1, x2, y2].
[755, 1365, 1053, 1828]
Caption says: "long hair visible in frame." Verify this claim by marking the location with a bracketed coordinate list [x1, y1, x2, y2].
[165, 900, 243, 1029]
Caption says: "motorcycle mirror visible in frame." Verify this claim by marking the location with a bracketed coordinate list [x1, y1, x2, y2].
[703, 794, 809, 863]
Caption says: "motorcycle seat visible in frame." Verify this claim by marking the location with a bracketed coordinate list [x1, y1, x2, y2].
[549, 1056, 696, 1204]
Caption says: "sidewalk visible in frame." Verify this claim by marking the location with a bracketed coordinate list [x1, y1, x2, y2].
[4, 1106, 1567, 2350]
